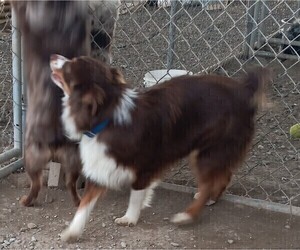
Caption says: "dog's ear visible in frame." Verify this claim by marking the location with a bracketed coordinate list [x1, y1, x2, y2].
[111, 68, 126, 84]
[82, 86, 106, 116]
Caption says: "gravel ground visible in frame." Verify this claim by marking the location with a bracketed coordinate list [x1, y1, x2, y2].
[1, 174, 300, 249]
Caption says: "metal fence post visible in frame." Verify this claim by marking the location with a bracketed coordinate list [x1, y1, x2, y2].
[12, 8, 22, 152]
[244, 0, 256, 58]
[167, 0, 179, 70]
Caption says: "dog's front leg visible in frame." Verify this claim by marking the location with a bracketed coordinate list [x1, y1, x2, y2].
[61, 181, 106, 242]
[115, 189, 146, 226]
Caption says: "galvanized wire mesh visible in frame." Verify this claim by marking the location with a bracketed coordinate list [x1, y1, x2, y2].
[107, 0, 300, 206]
[0, 1, 13, 157]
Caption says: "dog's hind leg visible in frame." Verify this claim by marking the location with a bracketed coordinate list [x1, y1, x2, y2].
[61, 181, 106, 242]
[20, 170, 43, 207]
[194, 169, 232, 206]
[20, 144, 51, 207]
[171, 178, 212, 225]
[58, 144, 82, 206]
[65, 171, 81, 207]
[171, 149, 236, 225]
[171, 150, 228, 225]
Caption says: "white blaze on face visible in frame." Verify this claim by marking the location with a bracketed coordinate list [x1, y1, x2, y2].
[50, 54, 70, 93]
[50, 54, 69, 70]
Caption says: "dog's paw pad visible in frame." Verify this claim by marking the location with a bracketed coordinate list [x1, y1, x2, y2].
[170, 212, 193, 225]
[60, 228, 80, 242]
[114, 216, 137, 226]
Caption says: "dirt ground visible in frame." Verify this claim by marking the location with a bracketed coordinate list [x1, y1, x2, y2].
[1, 173, 300, 249]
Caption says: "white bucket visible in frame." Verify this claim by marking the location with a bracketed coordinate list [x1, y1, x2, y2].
[143, 69, 192, 87]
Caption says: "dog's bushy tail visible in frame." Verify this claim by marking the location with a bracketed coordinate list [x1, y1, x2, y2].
[242, 67, 272, 111]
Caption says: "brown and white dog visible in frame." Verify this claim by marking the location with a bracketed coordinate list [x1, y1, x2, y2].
[10, 0, 119, 207]
[50, 55, 270, 241]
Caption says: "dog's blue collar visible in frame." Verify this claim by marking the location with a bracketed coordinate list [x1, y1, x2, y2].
[84, 119, 110, 138]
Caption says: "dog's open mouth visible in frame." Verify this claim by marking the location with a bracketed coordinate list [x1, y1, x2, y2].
[51, 72, 63, 87]
[50, 54, 69, 91]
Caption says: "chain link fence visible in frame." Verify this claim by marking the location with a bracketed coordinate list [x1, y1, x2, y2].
[110, 0, 300, 207]
[0, 1, 12, 155]
[0, 0, 299, 209]
[0, 1, 23, 175]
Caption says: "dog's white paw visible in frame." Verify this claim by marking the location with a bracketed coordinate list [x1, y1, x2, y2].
[193, 192, 200, 200]
[170, 212, 193, 225]
[114, 216, 138, 226]
[194, 193, 216, 206]
[206, 199, 216, 206]
[60, 227, 81, 242]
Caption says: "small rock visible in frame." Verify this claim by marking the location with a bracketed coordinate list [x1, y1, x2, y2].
[285, 224, 290, 229]
[102, 223, 106, 228]
[9, 238, 16, 243]
[170, 242, 180, 247]
[121, 242, 127, 248]
[27, 223, 37, 229]
[163, 217, 169, 221]
[31, 236, 37, 242]
[227, 239, 234, 244]
[257, 145, 264, 149]
[20, 227, 27, 232]
[53, 215, 58, 218]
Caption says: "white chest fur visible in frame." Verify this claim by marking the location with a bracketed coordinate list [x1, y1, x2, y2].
[80, 136, 135, 190]
[61, 96, 82, 141]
